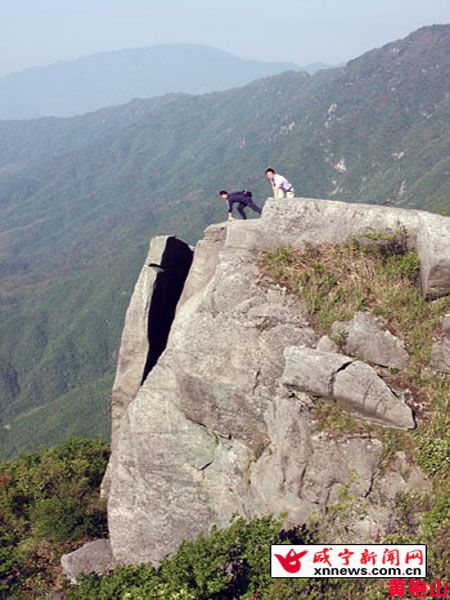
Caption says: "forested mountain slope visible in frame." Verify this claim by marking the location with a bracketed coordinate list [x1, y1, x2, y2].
[0, 24, 449, 457]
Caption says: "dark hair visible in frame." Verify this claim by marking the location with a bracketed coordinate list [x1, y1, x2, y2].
[219, 190, 228, 196]
[265, 168, 275, 175]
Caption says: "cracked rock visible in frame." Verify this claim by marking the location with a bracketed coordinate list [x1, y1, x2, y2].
[102, 199, 440, 567]
[282, 347, 414, 430]
[282, 347, 351, 398]
[334, 361, 415, 430]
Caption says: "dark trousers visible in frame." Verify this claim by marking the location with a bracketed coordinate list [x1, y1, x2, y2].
[237, 199, 262, 219]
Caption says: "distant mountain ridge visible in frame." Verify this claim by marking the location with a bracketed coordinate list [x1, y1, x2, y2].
[0, 24, 449, 457]
[0, 43, 304, 119]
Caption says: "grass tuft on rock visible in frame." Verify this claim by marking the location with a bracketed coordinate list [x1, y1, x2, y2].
[260, 242, 448, 364]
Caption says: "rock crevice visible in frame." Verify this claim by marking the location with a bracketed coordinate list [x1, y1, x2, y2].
[101, 235, 192, 498]
[142, 238, 193, 381]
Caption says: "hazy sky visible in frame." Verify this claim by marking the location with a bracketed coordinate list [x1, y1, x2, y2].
[1, 0, 449, 78]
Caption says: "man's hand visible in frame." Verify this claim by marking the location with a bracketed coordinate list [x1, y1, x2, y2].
[228, 214, 233, 223]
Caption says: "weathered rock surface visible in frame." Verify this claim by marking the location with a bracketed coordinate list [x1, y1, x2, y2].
[107, 222, 322, 565]
[444, 315, 450, 339]
[109, 235, 193, 453]
[415, 214, 450, 298]
[333, 361, 414, 429]
[101, 235, 192, 497]
[282, 346, 351, 399]
[430, 314, 450, 374]
[61, 539, 116, 584]
[430, 340, 450, 374]
[70, 198, 447, 576]
[331, 312, 409, 369]
[282, 347, 414, 429]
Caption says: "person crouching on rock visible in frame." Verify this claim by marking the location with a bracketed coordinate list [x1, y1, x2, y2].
[265, 167, 295, 198]
[219, 190, 262, 223]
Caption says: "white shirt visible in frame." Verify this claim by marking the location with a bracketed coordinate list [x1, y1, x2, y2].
[271, 173, 293, 191]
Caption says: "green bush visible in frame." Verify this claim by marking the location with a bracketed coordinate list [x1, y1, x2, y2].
[66, 516, 317, 599]
[65, 515, 390, 600]
[0, 437, 109, 598]
[417, 425, 450, 478]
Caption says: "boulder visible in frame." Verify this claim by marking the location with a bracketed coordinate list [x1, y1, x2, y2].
[416, 213, 450, 298]
[260, 197, 450, 298]
[333, 361, 415, 429]
[430, 339, 450, 374]
[61, 539, 116, 584]
[443, 315, 450, 339]
[281, 347, 414, 430]
[259, 198, 420, 251]
[331, 311, 409, 369]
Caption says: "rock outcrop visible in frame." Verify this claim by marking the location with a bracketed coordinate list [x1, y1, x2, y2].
[63, 198, 449, 575]
[101, 236, 192, 496]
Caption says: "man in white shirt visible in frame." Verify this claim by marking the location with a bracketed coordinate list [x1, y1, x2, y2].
[265, 167, 295, 198]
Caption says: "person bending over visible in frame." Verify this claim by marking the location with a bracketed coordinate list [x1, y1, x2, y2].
[219, 190, 262, 222]
[265, 167, 295, 198]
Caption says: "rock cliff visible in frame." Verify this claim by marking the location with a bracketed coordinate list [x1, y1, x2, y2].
[64, 198, 450, 577]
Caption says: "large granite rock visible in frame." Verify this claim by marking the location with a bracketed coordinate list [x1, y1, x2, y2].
[98, 199, 443, 569]
[109, 235, 193, 451]
[55, 198, 445, 581]
[333, 361, 414, 429]
[282, 347, 414, 429]
[107, 223, 320, 564]
[331, 312, 409, 370]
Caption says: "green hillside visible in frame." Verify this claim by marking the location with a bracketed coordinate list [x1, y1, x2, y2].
[1, 24, 450, 457]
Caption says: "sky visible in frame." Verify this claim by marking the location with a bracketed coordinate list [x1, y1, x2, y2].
[1, 0, 449, 78]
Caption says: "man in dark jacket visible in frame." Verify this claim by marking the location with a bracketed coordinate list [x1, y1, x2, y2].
[219, 190, 262, 222]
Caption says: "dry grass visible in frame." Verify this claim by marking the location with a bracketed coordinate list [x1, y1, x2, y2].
[260, 242, 450, 367]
